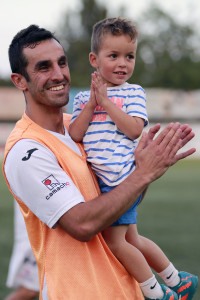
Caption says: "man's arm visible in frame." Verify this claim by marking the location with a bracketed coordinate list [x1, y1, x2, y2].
[58, 122, 196, 242]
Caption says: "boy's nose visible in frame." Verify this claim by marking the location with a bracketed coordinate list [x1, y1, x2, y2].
[118, 57, 126, 67]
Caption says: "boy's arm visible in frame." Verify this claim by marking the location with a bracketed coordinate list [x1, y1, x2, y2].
[101, 98, 144, 140]
[69, 84, 97, 142]
[92, 72, 145, 140]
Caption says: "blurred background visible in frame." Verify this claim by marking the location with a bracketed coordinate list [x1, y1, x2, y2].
[0, 0, 199, 299]
[0, 0, 199, 157]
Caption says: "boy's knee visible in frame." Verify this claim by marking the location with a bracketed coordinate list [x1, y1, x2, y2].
[106, 239, 126, 257]
[126, 233, 143, 249]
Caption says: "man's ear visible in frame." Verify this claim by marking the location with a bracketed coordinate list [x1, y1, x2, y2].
[89, 52, 98, 69]
[11, 73, 28, 91]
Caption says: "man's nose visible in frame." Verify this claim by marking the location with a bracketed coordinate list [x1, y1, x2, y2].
[51, 65, 64, 81]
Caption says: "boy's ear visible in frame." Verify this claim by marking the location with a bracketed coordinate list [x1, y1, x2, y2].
[11, 73, 28, 91]
[89, 52, 98, 69]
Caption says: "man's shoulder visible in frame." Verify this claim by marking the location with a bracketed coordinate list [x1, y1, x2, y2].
[6, 139, 51, 162]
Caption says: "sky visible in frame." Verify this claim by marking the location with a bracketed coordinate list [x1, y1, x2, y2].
[0, 0, 200, 78]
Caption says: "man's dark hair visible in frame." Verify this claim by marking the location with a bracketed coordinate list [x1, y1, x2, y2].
[9, 24, 60, 81]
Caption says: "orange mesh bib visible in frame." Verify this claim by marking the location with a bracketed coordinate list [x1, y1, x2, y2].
[3, 113, 143, 300]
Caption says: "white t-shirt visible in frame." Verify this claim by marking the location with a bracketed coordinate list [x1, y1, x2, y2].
[4, 128, 85, 229]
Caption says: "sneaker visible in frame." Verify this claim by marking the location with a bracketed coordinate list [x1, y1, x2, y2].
[171, 271, 198, 300]
[145, 284, 178, 300]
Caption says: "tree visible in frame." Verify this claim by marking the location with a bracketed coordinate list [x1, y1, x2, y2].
[132, 5, 200, 90]
[56, 1, 200, 90]
[57, 0, 107, 87]
[0, 77, 12, 86]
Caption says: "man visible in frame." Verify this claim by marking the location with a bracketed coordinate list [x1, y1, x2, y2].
[5, 201, 39, 300]
[3, 25, 195, 300]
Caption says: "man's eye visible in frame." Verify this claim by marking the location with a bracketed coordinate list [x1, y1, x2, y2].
[39, 65, 48, 71]
[60, 62, 67, 67]
[59, 59, 67, 67]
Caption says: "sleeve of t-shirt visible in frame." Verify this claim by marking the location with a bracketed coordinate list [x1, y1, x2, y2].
[4, 139, 85, 229]
[126, 85, 148, 127]
[70, 91, 89, 124]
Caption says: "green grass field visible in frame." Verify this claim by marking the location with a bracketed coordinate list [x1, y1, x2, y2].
[0, 159, 199, 299]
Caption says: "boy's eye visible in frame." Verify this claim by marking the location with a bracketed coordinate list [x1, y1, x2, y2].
[110, 54, 117, 58]
[127, 54, 134, 60]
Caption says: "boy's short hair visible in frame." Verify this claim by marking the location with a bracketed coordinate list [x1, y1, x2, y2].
[91, 17, 138, 54]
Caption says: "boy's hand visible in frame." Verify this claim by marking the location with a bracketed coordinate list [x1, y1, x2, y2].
[88, 75, 98, 110]
[92, 72, 109, 107]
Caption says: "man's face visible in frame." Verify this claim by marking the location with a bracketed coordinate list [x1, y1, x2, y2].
[23, 38, 71, 108]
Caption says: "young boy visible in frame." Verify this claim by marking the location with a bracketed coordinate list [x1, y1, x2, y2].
[69, 17, 198, 300]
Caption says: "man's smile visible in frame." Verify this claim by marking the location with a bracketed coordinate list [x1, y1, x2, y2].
[49, 84, 65, 91]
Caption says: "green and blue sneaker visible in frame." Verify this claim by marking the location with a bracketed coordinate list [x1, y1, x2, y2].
[145, 284, 178, 300]
[171, 271, 198, 300]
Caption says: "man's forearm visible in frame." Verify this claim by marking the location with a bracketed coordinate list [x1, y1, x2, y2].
[58, 167, 149, 242]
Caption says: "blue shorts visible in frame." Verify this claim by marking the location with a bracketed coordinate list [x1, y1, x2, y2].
[98, 177, 142, 226]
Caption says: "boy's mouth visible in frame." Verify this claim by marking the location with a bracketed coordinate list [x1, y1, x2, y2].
[114, 71, 126, 75]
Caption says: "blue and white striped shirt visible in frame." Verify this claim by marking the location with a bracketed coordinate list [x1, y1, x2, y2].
[71, 82, 148, 186]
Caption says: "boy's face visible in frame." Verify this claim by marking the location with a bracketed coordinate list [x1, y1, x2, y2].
[91, 33, 137, 87]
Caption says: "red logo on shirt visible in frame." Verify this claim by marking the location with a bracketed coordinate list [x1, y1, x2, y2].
[42, 175, 70, 200]
[42, 175, 70, 190]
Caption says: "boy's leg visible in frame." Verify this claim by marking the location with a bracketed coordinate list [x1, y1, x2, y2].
[126, 224, 170, 273]
[102, 225, 176, 299]
[103, 225, 153, 282]
[126, 224, 180, 285]
[126, 224, 198, 299]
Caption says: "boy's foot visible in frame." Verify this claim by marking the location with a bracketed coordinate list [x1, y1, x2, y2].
[145, 284, 178, 300]
[170, 271, 198, 300]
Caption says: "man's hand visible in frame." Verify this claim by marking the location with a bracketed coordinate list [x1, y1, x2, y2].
[135, 123, 196, 183]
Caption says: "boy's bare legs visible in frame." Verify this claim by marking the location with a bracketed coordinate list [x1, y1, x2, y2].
[102, 225, 153, 283]
[102, 224, 177, 299]
[125, 224, 198, 299]
[126, 224, 170, 273]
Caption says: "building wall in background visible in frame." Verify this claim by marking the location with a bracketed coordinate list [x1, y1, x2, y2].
[0, 87, 199, 158]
